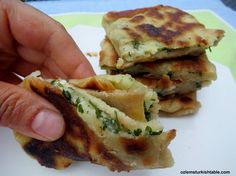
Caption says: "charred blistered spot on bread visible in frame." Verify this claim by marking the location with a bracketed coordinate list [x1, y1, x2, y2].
[123, 27, 141, 40]
[127, 6, 206, 46]
[120, 137, 148, 155]
[23, 140, 56, 168]
[23, 138, 82, 168]
[136, 24, 181, 45]
[146, 7, 164, 19]
[136, 22, 205, 46]
[130, 15, 145, 23]
[164, 8, 205, 29]
[92, 141, 131, 171]
[165, 9, 198, 26]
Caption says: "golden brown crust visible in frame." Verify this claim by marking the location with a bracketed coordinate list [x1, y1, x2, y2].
[15, 78, 130, 171]
[102, 5, 224, 68]
[103, 5, 224, 47]
[159, 91, 200, 116]
[99, 37, 119, 68]
[15, 76, 175, 171]
[69, 75, 116, 91]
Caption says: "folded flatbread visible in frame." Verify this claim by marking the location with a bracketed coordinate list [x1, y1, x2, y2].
[102, 5, 224, 68]
[14, 74, 176, 171]
[69, 74, 160, 121]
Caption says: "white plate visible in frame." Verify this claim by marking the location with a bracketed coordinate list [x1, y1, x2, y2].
[0, 25, 236, 176]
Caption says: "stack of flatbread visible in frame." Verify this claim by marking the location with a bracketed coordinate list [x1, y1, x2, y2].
[99, 5, 224, 116]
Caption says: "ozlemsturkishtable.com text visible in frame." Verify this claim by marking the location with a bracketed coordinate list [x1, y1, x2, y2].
[180, 170, 230, 175]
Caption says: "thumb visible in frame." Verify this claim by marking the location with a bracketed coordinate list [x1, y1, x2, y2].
[0, 81, 65, 141]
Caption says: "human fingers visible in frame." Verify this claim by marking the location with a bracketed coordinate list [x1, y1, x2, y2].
[1, 0, 95, 79]
[0, 81, 65, 141]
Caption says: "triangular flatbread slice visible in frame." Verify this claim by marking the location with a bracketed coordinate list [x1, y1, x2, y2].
[14, 74, 176, 171]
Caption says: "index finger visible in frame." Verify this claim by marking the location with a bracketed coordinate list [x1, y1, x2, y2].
[3, 0, 95, 78]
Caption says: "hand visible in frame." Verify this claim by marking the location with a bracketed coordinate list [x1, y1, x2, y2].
[0, 0, 95, 141]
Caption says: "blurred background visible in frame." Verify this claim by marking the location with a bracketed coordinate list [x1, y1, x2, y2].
[21, 0, 236, 11]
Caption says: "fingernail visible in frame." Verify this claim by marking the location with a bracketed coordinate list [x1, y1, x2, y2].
[32, 110, 65, 141]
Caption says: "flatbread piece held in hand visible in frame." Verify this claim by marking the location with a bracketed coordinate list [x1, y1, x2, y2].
[14, 73, 176, 171]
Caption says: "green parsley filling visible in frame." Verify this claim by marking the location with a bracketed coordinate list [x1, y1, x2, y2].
[51, 79, 162, 137]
